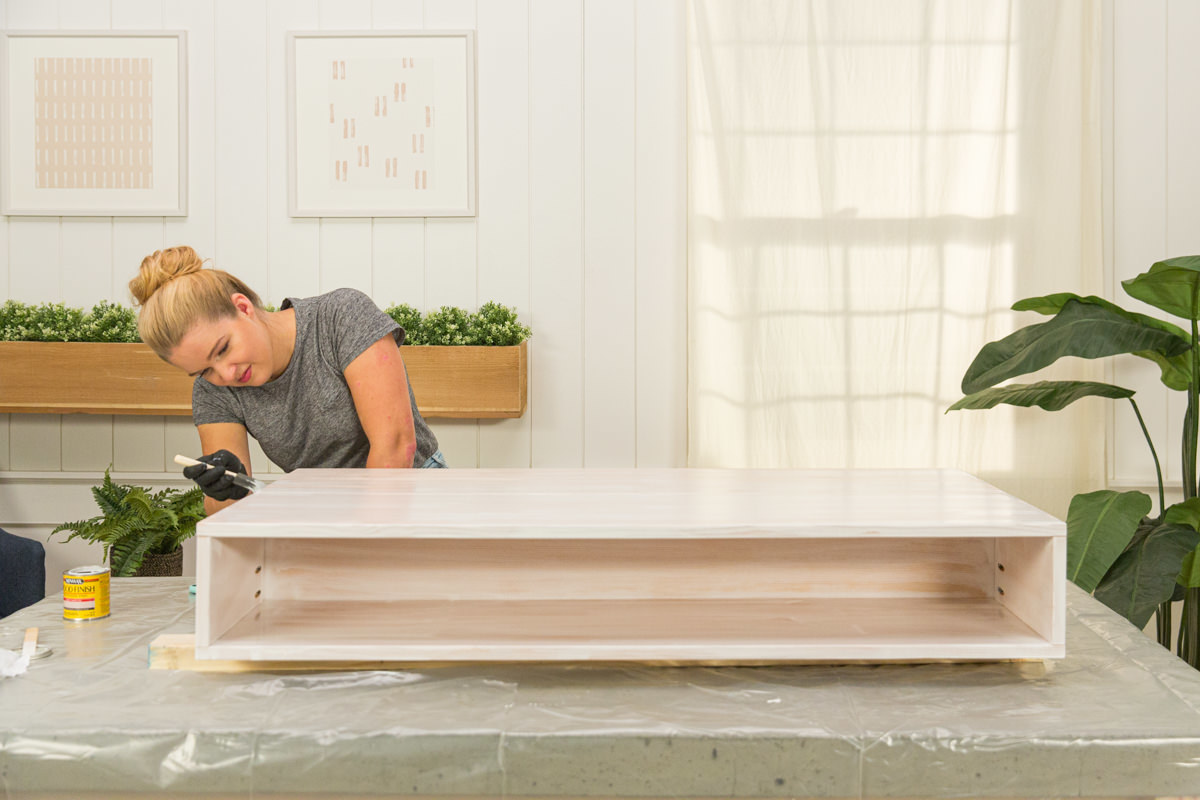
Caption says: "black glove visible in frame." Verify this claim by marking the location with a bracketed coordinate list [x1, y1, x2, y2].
[183, 449, 250, 501]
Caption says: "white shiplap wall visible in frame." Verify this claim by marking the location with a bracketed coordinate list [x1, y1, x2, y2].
[1108, 0, 1200, 498]
[0, 0, 687, 588]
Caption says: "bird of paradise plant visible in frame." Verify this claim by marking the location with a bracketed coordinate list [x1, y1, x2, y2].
[949, 256, 1200, 668]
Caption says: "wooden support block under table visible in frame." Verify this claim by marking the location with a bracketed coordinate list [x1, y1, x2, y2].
[193, 468, 1066, 665]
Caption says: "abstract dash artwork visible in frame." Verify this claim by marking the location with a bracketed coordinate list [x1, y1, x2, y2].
[288, 31, 475, 217]
[0, 31, 187, 216]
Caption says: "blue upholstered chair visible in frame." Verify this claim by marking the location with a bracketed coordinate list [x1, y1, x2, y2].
[0, 527, 45, 618]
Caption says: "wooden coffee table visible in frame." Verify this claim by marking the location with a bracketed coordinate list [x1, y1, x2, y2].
[195, 468, 1065, 663]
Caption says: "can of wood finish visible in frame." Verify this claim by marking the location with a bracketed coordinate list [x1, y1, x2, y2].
[62, 566, 111, 621]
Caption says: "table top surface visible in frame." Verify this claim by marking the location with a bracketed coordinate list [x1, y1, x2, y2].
[199, 468, 1065, 539]
[3, 578, 1199, 798]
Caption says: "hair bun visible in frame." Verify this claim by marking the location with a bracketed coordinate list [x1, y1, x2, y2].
[129, 246, 204, 305]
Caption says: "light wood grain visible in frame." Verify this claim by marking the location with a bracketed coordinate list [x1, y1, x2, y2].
[0, 341, 528, 419]
[0, 343, 193, 416]
[200, 596, 1057, 663]
[196, 468, 1065, 663]
[198, 468, 1063, 540]
[259, 536, 997, 601]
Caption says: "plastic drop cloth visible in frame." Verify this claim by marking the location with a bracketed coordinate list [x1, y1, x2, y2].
[2, 578, 1200, 799]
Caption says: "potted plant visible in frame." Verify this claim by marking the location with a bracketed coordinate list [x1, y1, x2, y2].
[0, 299, 531, 418]
[949, 255, 1200, 669]
[51, 468, 206, 577]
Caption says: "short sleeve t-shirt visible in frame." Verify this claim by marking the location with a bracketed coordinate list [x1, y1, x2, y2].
[191, 288, 439, 471]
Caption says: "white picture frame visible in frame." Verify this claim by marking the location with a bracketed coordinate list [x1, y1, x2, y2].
[0, 30, 187, 216]
[287, 30, 476, 218]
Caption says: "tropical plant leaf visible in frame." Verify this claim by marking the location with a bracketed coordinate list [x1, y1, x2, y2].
[1094, 522, 1200, 628]
[1122, 256, 1200, 321]
[1012, 294, 1193, 390]
[1066, 489, 1152, 592]
[961, 300, 1190, 394]
[1178, 549, 1200, 589]
[1165, 500, 1200, 589]
[1164, 498, 1200, 529]
[948, 380, 1134, 413]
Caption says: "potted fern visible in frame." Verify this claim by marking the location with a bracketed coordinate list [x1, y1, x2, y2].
[948, 255, 1200, 669]
[52, 469, 206, 577]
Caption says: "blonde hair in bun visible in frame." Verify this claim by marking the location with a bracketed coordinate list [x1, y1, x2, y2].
[130, 246, 264, 360]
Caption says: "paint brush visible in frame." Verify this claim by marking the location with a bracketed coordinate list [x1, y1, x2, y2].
[174, 454, 268, 494]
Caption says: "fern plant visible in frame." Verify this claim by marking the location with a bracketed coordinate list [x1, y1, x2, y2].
[52, 469, 206, 577]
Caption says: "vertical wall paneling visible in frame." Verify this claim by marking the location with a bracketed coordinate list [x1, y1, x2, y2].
[111, 0, 166, 285]
[0, 416, 10, 471]
[165, 0, 217, 258]
[60, 220, 114, 306]
[372, 221, 425, 310]
[214, 0, 269, 292]
[162, 0, 216, 471]
[58, 1, 112, 35]
[370, 1, 425, 315]
[1161, 0, 1200, 496]
[111, 0, 163, 27]
[1166, 1, 1200, 269]
[0, 0, 9, 474]
[318, 0, 369, 29]
[61, 417, 115, 472]
[109, 1, 168, 473]
[1102, 0, 1116, 488]
[112, 218, 168, 472]
[7, 220, 63, 470]
[7, 220, 62, 303]
[634, 0, 687, 467]
[370, 0, 422, 30]
[112, 416, 166, 471]
[315, 0, 373, 305]
[318, 220, 374, 294]
[424, 218, 480, 467]
[476, 0, 532, 468]
[10, 416, 62, 471]
[6, 0, 58, 29]
[582, 0, 637, 467]
[422, 0, 480, 467]
[529, 0, 585, 467]
[422, 223, 477, 311]
[267, 0, 320, 305]
[1111, 0, 1170, 488]
[162, 415, 201, 472]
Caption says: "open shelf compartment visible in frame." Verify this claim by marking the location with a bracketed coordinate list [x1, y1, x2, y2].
[196, 529, 1064, 663]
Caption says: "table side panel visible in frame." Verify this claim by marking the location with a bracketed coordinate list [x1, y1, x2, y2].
[196, 536, 264, 651]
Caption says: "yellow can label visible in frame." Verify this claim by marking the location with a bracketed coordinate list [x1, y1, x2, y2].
[63, 566, 110, 621]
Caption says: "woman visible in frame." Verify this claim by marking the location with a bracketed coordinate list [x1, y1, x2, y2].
[130, 246, 443, 515]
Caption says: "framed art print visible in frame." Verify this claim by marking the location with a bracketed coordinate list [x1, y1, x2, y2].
[0, 31, 187, 216]
[287, 30, 476, 217]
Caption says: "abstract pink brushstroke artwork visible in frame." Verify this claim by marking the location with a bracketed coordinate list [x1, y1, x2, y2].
[34, 57, 154, 189]
[323, 55, 435, 191]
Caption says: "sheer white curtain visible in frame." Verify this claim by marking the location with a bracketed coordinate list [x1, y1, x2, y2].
[688, 1, 1103, 517]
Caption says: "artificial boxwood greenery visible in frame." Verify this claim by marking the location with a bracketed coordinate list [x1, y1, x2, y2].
[0, 299, 530, 346]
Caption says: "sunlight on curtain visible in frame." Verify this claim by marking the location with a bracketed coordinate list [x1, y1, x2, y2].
[687, 1, 1102, 517]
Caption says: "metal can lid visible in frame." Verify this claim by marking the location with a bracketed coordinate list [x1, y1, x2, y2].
[64, 565, 110, 577]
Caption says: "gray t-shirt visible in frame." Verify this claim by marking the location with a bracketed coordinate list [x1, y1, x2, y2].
[191, 288, 439, 471]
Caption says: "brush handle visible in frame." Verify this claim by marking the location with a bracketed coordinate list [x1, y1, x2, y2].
[173, 454, 264, 494]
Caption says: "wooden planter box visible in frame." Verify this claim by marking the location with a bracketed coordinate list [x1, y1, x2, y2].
[0, 340, 526, 419]
[195, 468, 1066, 664]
